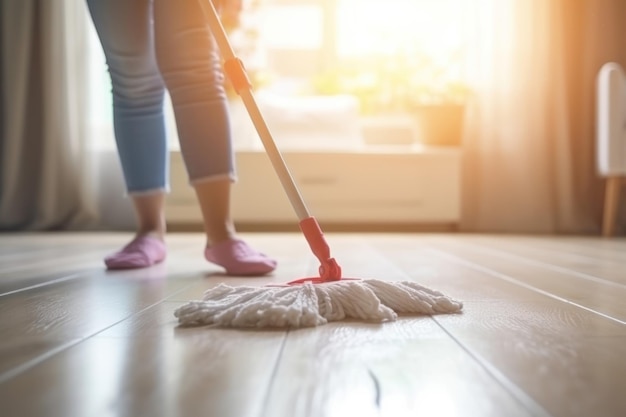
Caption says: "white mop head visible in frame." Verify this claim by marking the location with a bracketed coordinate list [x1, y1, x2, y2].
[174, 279, 463, 328]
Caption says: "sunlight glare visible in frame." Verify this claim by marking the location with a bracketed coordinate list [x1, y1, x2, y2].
[337, 0, 465, 61]
[261, 5, 323, 49]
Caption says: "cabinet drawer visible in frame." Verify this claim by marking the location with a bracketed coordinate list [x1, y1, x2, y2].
[166, 149, 461, 224]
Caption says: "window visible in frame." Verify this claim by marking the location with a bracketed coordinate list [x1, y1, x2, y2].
[257, 0, 469, 82]
[86, 0, 470, 149]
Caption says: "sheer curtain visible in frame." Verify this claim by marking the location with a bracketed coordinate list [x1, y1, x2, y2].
[0, 0, 143, 232]
[460, 0, 626, 234]
[0, 0, 96, 230]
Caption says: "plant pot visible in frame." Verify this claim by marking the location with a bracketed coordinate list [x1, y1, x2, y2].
[413, 104, 465, 146]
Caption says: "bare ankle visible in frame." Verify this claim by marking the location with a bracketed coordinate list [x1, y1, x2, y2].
[136, 227, 166, 241]
[204, 224, 236, 247]
[205, 232, 236, 247]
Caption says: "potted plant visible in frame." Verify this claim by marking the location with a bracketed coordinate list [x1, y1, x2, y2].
[311, 49, 471, 146]
[407, 80, 470, 146]
[403, 51, 470, 146]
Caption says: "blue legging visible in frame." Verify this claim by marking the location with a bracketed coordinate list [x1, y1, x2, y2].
[86, 0, 235, 193]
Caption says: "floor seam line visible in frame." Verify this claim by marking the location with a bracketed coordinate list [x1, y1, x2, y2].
[0, 272, 86, 298]
[259, 330, 289, 417]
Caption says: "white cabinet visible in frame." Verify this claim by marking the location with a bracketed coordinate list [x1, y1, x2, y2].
[166, 146, 461, 228]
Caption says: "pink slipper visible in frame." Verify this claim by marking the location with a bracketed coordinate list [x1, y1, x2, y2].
[205, 239, 277, 276]
[104, 235, 167, 270]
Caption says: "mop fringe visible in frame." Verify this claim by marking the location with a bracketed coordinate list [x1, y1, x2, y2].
[174, 279, 463, 328]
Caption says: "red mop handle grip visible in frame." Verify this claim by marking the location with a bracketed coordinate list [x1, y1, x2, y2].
[299, 217, 342, 281]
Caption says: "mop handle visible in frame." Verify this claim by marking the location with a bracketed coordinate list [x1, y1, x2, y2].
[200, 0, 310, 221]
[200, 0, 342, 282]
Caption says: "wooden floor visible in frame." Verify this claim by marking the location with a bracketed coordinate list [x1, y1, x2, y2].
[0, 232, 625, 417]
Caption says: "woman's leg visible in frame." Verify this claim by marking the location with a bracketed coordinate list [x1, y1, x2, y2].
[154, 0, 276, 275]
[86, 0, 168, 269]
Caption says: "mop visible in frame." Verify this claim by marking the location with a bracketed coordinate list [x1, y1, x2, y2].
[174, 0, 463, 328]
